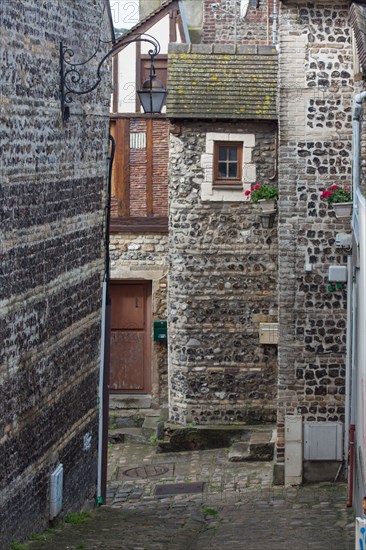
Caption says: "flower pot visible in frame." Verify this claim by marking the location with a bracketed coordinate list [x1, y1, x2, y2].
[332, 202, 352, 219]
[258, 199, 277, 212]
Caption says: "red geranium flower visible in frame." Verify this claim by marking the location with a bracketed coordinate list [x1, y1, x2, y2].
[244, 190, 251, 196]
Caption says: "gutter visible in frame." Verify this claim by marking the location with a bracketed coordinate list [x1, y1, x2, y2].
[178, 1, 191, 43]
[352, 91, 366, 227]
[96, 135, 115, 505]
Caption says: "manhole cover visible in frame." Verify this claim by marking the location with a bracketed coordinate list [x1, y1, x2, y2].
[118, 465, 170, 480]
[155, 482, 205, 496]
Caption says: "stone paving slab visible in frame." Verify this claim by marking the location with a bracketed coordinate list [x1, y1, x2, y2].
[24, 442, 355, 550]
[26, 488, 354, 550]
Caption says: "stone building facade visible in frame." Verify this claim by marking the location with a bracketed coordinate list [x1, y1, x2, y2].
[108, 1, 186, 413]
[1, 1, 112, 546]
[166, 46, 279, 424]
[276, 1, 353, 473]
[202, 0, 277, 45]
[165, 1, 355, 486]
[109, 230, 169, 405]
[110, 1, 354, 485]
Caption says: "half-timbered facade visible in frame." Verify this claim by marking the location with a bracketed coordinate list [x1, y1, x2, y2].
[109, 0, 188, 412]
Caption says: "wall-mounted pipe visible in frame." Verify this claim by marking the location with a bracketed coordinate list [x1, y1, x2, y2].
[352, 92, 366, 225]
[96, 135, 115, 506]
[269, 129, 278, 181]
[272, 0, 277, 44]
[347, 424, 356, 507]
[344, 255, 352, 470]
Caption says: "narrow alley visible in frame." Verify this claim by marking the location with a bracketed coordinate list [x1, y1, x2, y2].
[26, 440, 354, 550]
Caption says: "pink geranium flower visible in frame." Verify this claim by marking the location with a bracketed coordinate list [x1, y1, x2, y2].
[320, 184, 352, 204]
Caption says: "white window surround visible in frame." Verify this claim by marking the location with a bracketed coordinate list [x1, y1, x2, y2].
[201, 132, 256, 202]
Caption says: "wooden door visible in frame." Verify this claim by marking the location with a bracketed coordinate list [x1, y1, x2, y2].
[110, 281, 151, 393]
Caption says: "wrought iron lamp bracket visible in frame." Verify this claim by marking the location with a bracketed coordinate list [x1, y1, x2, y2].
[60, 33, 161, 123]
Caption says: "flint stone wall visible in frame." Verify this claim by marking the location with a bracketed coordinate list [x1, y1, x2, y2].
[277, 2, 352, 462]
[203, 0, 275, 45]
[0, 1, 111, 546]
[168, 121, 278, 424]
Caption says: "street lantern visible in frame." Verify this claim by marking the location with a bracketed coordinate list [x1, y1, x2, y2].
[60, 33, 166, 122]
[259, 210, 276, 229]
[138, 75, 167, 114]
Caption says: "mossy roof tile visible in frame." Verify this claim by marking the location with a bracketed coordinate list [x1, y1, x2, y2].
[167, 51, 278, 119]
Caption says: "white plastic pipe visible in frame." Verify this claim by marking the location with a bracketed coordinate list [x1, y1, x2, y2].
[344, 255, 352, 467]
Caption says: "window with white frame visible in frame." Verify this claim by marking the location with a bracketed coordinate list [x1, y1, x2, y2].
[200, 132, 256, 202]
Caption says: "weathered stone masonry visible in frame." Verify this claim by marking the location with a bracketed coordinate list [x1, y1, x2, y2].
[277, 2, 353, 462]
[110, 233, 169, 406]
[168, 121, 278, 424]
[1, 1, 111, 546]
[110, 116, 170, 408]
[203, 0, 276, 45]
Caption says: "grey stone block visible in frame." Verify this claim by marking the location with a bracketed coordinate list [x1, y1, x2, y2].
[191, 43, 214, 54]
[258, 45, 278, 55]
[273, 463, 285, 485]
[168, 43, 190, 53]
[237, 45, 258, 55]
[228, 442, 250, 462]
[212, 44, 236, 54]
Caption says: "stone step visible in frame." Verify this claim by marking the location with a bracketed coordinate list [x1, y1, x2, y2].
[228, 428, 275, 462]
[142, 415, 161, 439]
[108, 427, 147, 444]
[109, 413, 144, 429]
[109, 394, 152, 410]
[157, 423, 276, 454]
[109, 408, 161, 429]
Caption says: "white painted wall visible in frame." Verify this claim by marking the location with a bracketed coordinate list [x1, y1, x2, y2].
[113, 13, 181, 113]
[117, 42, 136, 113]
[354, 190, 366, 515]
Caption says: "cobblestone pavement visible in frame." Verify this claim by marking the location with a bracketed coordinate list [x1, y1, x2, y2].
[26, 442, 355, 550]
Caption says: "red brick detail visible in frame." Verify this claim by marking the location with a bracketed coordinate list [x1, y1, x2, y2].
[111, 117, 169, 220]
[152, 119, 169, 217]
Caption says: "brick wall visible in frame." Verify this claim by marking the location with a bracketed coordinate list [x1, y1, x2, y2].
[152, 119, 169, 216]
[111, 117, 169, 219]
[277, 2, 352, 463]
[203, 0, 275, 45]
[168, 121, 279, 424]
[0, 1, 111, 546]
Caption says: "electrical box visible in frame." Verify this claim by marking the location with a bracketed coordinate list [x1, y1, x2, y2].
[50, 464, 63, 519]
[335, 233, 352, 249]
[328, 265, 347, 283]
[153, 320, 167, 342]
[285, 415, 302, 485]
[259, 323, 278, 344]
[304, 422, 343, 461]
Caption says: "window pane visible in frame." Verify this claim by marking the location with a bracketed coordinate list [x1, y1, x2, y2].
[229, 147, 237, 161]
[218, 162, 227, 177]
[218, 146, 227, 161]
[228, 162, 238, 178]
